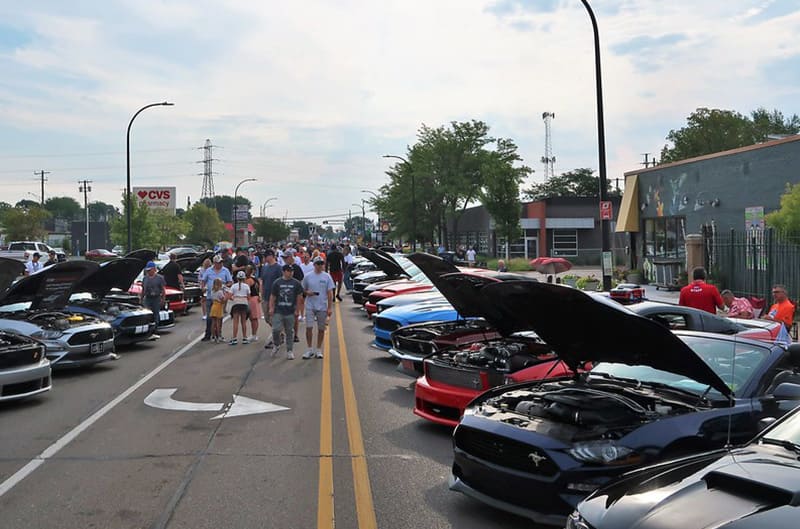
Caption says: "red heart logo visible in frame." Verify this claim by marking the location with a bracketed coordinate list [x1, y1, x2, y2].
[137, 190, 148, 199]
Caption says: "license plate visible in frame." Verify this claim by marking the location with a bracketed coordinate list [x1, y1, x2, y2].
[159, 311, 170, 322]
[134, 325, 149, 334]
[90, 342, 105, 354]
[402, 359, 414, 372]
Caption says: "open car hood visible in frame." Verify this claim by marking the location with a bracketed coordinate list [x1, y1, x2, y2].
[0, 260, 100, 310]
[73, 258, 146, 298]
[0, 257, 25, 294]
[177, 251, 213, 273]
[124, 249, 157, 262]
[480, 281, 732, 396]
[364, 249, 408, 278]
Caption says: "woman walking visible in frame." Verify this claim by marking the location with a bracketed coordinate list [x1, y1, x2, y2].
[229, 271, 250, 345]
[199, 257, 212, 321]
[245, 265, 262, 342]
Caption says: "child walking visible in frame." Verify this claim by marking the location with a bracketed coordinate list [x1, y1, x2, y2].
[210, 278, 225, 342]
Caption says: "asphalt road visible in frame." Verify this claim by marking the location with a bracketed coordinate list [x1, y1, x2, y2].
[0, 303, 537, 529]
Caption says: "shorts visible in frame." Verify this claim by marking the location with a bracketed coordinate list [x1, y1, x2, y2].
[306, 309, 328, 330]
[330, 270, 343, 283]
[231, 303, 249, 316]
[247, 296, 262, 319]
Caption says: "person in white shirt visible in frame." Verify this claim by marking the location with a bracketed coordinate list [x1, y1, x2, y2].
[466, 247, 476, 267]
[25, 252, 43, 275]
[343, 245, 355, 293]
[228, 271, 251, 345]
[301, 257, 335, 359]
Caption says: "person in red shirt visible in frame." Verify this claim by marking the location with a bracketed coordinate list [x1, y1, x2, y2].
[679, 267, 724, 314]
[763, 284, 795, 332]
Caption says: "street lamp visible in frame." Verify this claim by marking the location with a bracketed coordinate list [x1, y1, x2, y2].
[260, 196, 277, 217]
[362, 189, 380, 242]
[233, 178, 256, 247]
[383, 154, 416, 251]
[351, 201, 366, 241]
[580, 0, 612, 291]
[126, 101, 174, 253]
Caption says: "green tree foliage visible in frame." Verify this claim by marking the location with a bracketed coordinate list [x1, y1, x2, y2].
[379, 120, 531, 248]
[291, 221, 312, 240]
[15, 199, 39, 209]
[344, 216, 371, 236]
[200, 195, 252, 223]
[481, 138, 528, 249]
[151, 211, 190, 251]
[0, 206, 51, 240]
[0, 202, 11, 212]
[44, 196, 82, 220]
[184, 203, 227, 247]
[766, 183, 800, 235]
[254, 217, 289, 242]
[660, 107, 800, 163]
[88, 201, 119, 222]
[109, 194, 159, 251]
[523, 168, 613, 201]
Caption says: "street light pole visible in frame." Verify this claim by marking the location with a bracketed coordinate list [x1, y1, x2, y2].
[233, 178, 257, 247]
[580, 0, 612, 291]
[351, 201, 366, 241]
[260, 196, 277, 217]
[362, 189, 380, 243]
[126, 101, 174, 252]
[383, 154, 415, 251]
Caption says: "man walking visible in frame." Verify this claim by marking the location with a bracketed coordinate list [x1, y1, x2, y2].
[200, 255, 233, 341]
[269, 264, 304, 359]
[140, 261, 167, 325]
[679, 267, 724, 314]
[326, 245, 345, 301]
[43, 250, 59, 267]
[24, 252, 43, 275]
[160, 252, 184, 290]
[260, 249, 282, 345]
[301, 256, 335, 359]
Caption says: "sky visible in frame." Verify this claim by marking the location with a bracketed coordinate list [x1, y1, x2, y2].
[0, 0, 798, 224]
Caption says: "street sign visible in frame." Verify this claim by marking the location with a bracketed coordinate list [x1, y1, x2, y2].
[144, 388, 290, 420]
[600, 201, 613, 220]
[133, 186, 176, 215]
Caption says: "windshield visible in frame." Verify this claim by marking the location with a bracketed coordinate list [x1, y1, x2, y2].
[591, 336, 771, 396]
[762, 412, 800, 445]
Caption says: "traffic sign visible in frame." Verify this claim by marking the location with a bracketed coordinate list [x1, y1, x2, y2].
[600, 201, 613, 220]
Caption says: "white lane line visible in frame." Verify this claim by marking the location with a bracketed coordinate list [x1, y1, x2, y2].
[0, 331, 207, 498]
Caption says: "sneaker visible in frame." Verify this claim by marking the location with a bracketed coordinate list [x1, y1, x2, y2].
[242, 337, 250, 344]
[287, 352, 295, 360]
[293, 335, 300, 343]
[200, 336, 211, 342]
[271, 344, 279, 357]
[250, 335, 258, 342]
[336, 295, 343, 301]
[315, 350, 324, 359]
[302, 349, 315, 359]
[202, 315, 207, 321]
[229, 339, 238, 346]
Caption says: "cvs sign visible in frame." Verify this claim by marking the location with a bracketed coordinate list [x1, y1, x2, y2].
[133, 186, 176, 214]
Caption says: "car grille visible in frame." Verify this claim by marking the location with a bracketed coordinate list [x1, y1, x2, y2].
[67, 327, 114, 345]
[120, 314, 154, 327]
[416, 397, 461, 422]
[374, 317, 400, 332]
[393, 335, 436, 358]
[0, 344, 44, 369]
[2, 376, 50, 397]
[454, 426, 558, 477]
[426, 361, 488, 390]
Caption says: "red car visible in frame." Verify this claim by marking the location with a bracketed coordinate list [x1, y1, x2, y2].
[364, 281, 435, 317]
[85, 248, 118, 261]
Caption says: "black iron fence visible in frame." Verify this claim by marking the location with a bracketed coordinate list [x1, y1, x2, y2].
[702, 226, 800, 303]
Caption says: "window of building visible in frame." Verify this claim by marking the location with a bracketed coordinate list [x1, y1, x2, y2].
[643, 217, 686, 258]
[551, 230, 578, 257]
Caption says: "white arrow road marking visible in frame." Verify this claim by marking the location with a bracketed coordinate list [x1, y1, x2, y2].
[144, 388, 290, 420]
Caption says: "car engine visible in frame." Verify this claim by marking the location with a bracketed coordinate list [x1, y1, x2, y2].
[433, 340, 545, 372]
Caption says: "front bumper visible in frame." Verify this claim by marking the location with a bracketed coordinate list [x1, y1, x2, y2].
[387, 347, 424, 377]
[42, 327, 117, 368]
[413, 375, 475, 427]
[0, 358, 51, 401]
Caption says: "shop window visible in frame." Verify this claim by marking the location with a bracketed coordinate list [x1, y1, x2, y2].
[643, 217, 685, 258]
[551, 230, 578, 257]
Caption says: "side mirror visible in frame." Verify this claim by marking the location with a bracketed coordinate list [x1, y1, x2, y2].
[758, 417, 778, 432]
[772, 382, 800, 400]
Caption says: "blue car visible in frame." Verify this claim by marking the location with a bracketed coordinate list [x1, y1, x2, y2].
[372, 299, 457, 350]
[449, 281, 800, 526]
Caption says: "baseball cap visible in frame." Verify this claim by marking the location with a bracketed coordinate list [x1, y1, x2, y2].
[212, 255, 222, 263]
[313, 256, 324, 264]
[264, 249, 275, 257]
[32, 252, 40, 258]
[236, 271, 246, 279]
[145, 261, 156, 269]
[282, 264, 293, 271]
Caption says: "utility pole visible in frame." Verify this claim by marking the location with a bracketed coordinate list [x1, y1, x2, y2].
[541, 112, 556, 180]
[78, 180, 92, 254]
[35, 170, 50, 206]
[198, 139, 218, 207]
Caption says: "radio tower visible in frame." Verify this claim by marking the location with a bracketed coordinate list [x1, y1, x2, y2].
[198, 139, 217, 205]
[541, 112, 556, 180]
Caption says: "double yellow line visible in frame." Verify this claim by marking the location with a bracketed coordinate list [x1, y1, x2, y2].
[317, 303, 378, 529]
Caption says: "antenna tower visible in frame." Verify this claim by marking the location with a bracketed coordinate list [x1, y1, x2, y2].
[541, 112, 556, 179]
[198, 139, 217, 205]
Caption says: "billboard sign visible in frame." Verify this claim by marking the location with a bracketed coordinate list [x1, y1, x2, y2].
[133, 187, 176, 215]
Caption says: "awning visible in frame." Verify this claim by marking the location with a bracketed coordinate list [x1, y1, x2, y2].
[615, 174, 639, 232]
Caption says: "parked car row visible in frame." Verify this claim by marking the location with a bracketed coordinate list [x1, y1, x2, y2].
[349, 250, 800, 528]
[0, 250, 191, 403]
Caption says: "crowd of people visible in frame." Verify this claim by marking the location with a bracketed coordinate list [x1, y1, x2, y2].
[195, 241, 358, 360]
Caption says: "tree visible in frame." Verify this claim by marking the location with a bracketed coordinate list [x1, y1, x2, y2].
[291, 221, 313, 240]
[523, 168, 613, 200]
[481, 138, 528, 254]
[200, 195, 252, 223]
[15, 199, 39, 210]
[660, 107, 800, 163]
[0, 206, 51, 240]
[151, 211, 190, 251]
[44, 196, 82, 220]
[344, 216, 371, 236]
[254, 217, 289, 242]
[88, 201, 119, 222]
[765, 183, 800, 235]
[184, 203, 227, 247]
[109, 194, 159, 251]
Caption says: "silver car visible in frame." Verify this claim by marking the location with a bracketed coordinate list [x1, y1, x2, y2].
[0, 259, 116, 369]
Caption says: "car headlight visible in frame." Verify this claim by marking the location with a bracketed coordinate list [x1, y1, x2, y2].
[566, 510, 592, 529]
[31, 329, 64, 340]
[568, 440, 639, 465]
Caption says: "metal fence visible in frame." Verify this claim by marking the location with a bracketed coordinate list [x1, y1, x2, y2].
[702, 226, 800, 302]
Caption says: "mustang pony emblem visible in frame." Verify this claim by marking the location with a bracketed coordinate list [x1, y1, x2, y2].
[527, 451, 546, 467]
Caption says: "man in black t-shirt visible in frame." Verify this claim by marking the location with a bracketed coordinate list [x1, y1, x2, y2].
[268, 265, 303, 359]
[159, 253, 184, 290]
[232, 247, 250, 276]
[325, 245, 345, 301]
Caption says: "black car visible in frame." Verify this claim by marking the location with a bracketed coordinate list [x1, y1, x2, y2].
[570, 395, 800, 529]
[68, 258, 157, 346]
[449, 281, 800, 525]
[351, 250, 415, 304]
